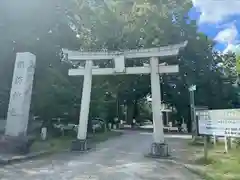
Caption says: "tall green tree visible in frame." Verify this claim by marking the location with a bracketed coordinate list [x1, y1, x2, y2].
[0, 0, 238, 132]
[0, 0, 80, 121]
[63, 0, 194, 122]
[66, 0, 238, 127]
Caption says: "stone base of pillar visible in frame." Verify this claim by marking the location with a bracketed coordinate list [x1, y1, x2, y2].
[147, 143, 169, 158]
[0, 135, 35, 154]
[71, 139, 90, 152]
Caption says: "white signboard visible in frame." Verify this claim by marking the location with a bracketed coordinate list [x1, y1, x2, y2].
[198, 109, 240, 137]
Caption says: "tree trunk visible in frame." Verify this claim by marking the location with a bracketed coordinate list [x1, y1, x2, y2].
[127, 102, 134, 125]
[134, 100, 142, 123]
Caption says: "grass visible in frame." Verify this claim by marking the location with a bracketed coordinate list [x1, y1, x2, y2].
[88, 131, 123, 143]
[188, 140, 205, 146]
[30, 130, 123, 153]
[30, 135, 73, 153]
[188, 141, 240, 180]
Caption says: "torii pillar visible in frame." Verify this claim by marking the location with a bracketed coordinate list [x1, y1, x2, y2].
[62, 41, 187, 157]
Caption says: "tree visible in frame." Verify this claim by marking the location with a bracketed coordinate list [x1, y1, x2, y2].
[0, 0, 238, 133]
[0, 0, 81, 122]
[63, 0, 195, 123]
[219, 52, 237, 83]
[162, 34, 238, 129]
[60, 0, 238, 128]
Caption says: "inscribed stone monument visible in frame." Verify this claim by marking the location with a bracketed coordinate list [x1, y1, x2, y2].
[5, 52, 36, 137]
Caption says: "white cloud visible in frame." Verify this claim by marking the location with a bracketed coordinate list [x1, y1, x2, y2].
[224, 44, 240, 54]
[192, 0, 240, 53]
[214, 25, 239, 53]
[223, 44, 237, 54]
[192, 0, 240, 23]
[214, 25, 238, 44]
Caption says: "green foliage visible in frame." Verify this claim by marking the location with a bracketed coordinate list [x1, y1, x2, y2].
[0, 0, 238, 129]
[0, 0, 80, 121]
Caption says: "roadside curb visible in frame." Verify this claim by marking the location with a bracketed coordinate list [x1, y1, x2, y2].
[179, 163, 213, 180]
[0, 150, 59, 165]
[155, 158, 211, 179]
[119, 128, 191, 135]
[119, 127, 153, 132]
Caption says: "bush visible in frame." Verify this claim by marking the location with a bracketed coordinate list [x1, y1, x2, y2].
[194, 156, 216, 165]
[234, 138, 240, 148]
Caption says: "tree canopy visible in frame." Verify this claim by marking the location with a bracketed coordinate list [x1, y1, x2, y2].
[0, 0, 238, 130]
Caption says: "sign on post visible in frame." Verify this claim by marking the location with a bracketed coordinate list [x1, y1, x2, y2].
[197, 109, 240, 137]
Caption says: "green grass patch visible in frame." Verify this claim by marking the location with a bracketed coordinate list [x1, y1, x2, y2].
[89, 131, 123, 143]
[194, 156, 216, 165]
[192, 144, 240, 180]
[30, 130, 123, 153]
[30, 135, 73, 153]
[188, 140, 205, 146]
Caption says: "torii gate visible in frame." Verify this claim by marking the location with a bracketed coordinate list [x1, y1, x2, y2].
[62, 41, 187, 157]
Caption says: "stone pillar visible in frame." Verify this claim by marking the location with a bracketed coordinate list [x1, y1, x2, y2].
[149, 57, 168, 157]
[5, 52, 36, 136]
[72, 60, 93, 151]
[0, 53, 36, 154]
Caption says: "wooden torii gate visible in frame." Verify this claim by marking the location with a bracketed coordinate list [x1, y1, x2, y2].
[62, 41, 187, 157]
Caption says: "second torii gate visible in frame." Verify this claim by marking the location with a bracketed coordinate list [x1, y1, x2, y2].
[62, 41, 187, 157]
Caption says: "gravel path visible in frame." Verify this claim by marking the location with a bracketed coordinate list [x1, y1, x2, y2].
[0, 131, 203, 180]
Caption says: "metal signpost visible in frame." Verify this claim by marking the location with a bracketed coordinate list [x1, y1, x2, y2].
[188, 85, 196, 136]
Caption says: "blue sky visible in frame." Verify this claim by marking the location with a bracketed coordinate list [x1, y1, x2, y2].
[189, 0, 240, 53]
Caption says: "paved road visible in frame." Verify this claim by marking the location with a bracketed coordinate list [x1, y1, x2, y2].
[0, 131, 202, 180]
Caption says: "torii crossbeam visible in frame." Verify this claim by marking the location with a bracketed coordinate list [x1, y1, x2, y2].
[62, 41, 187, 157]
